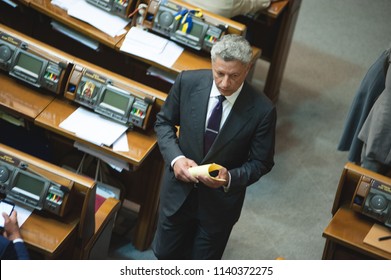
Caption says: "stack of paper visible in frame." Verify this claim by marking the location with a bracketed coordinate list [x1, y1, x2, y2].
[51, 0, 130, 37]
[59, 107, 128, 147]
[120, 27, 184, 68]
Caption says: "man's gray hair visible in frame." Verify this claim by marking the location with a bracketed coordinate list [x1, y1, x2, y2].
[211, 34, 253, 65]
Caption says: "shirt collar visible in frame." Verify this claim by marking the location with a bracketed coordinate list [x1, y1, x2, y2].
[211, 82, 243, 105]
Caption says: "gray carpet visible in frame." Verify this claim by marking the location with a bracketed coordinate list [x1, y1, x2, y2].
[108, 0, 391, 260]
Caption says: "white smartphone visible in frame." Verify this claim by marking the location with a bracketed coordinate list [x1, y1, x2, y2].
[0, 200, 15, 229]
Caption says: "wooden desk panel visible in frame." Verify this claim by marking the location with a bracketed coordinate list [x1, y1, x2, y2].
[16, 0, 32, 5]
[22, 211, 79, 258]
[264, 0, 301, 102]
[266, 1, 289, 19]
[34, 98, 157, 167]
[170, 50, 213, 74]
[28, 0, 127, 49]
[173, 46, 261, 73]
[0, 74, 55, 120]
[322, 206, 391, 260]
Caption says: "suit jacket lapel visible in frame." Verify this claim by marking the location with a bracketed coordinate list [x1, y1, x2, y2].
[189, 74, 213, 161]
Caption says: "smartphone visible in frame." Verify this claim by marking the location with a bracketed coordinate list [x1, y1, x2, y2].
[0, 200, 15, 229]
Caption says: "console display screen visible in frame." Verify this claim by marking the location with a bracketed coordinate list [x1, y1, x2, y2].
[188, 23, 203, 38]
[179, 21, 204, 41]
[12, 171, 46, 200]
[99, 87, 133, 115]
[14, 52, 44, 78]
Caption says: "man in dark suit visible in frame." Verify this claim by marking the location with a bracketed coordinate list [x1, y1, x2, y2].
[1, 210, 29, 260]
[153, 34, 276, 259]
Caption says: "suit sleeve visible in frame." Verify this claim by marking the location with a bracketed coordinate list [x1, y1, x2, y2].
[14, 241, 29, 260]
[229, 104, 276, 192]
[154, 72, 184, 165]
[0, 237, 29, 260]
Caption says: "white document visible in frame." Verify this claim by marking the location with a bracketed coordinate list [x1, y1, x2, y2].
[51, 0, 79, 11]
[14, 203, 34, 227]
[59, 107, 129, 147]
[67, 1, 130, 37]
[113, 132, 129, 152]
[120, 27, 184, 68]
[126, 27, 169, 54]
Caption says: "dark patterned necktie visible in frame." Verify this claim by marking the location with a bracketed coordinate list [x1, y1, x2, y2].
[204, 95, 226, 155]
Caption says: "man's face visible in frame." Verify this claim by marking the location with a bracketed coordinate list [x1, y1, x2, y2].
[212, 57, 250, 96]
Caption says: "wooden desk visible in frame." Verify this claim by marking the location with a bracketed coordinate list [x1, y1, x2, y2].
[167, 0, 248, 36]
[117, 40, 261, 77]
[34, 98, 164, 251]
[35, 98, 158, 166]
[264, 0, 301, 102]
[29, 0, 128, 49]
[323, 206, 391, 260]
[235, 0, 302, 102]
[0, 22, 166, 251]
[32, 55, 167, 251]
[0, 23, 75, 120]
[118, 0, 260, 77]
[5, 0, 260, 84]
[22, 205, 80, 258]
[266, 1, 289, 19]
[34, 55, 166, 251]
[0, 74, 55, 121]
[322, 163, 391, 260]
[0, 143, 96, 259]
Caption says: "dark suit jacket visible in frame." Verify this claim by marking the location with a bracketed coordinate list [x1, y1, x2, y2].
[338, 49, 390, 163]
[155, 69, 276, 226]
[359, 54, 391, 165]
[0, 236, 29, 260]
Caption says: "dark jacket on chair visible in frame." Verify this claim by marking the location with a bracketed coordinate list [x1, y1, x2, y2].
[338, 49, 390, 163]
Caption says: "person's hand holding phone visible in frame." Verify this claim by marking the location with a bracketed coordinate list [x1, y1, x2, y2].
[0, 200, 15, 229]
[1, 200, 22, 241]
[2, 210, 22, 241]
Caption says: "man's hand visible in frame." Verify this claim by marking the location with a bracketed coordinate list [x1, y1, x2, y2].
[173, 157, 199, 183]
[197, 167, 229, 189]
[3, 211, 22, 241]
